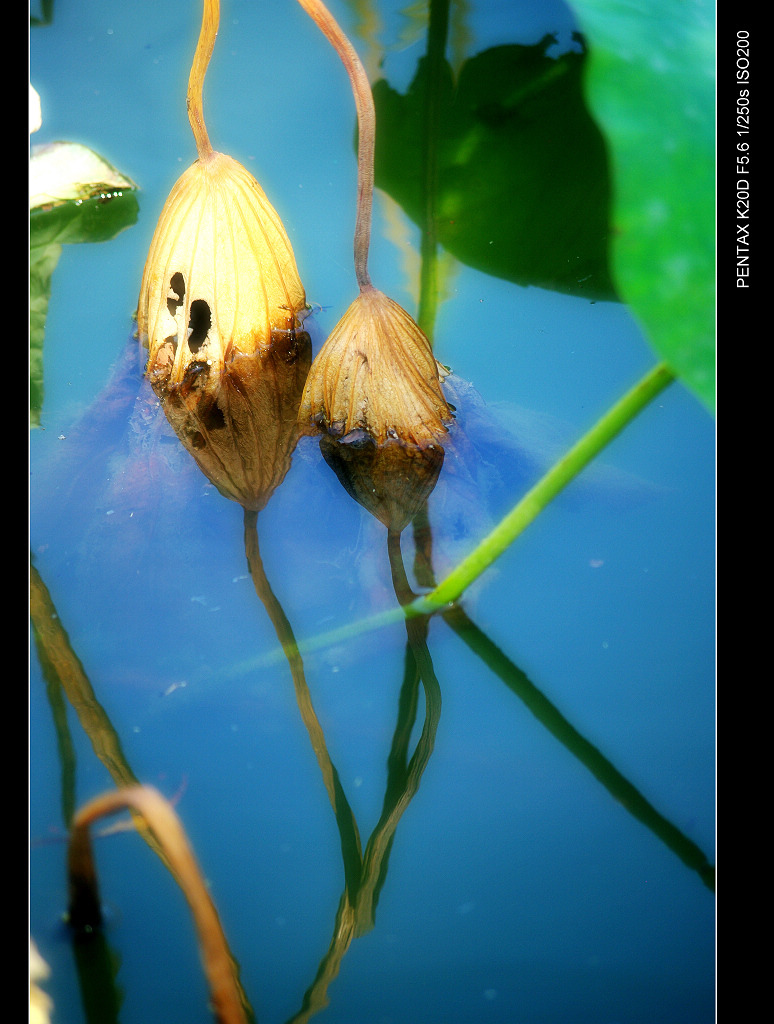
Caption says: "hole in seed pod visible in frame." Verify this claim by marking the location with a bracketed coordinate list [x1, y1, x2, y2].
[187, 299, 211, 353]
[201, 401, 226, 431]
[167, 272, 185, 317]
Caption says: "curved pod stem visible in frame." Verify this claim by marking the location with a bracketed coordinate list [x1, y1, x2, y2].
[294, 0, 374, 288]
[188, 0, 220, 161]
[67, 786, 253, 1024]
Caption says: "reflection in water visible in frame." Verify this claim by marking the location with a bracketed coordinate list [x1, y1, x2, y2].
[283, 624, 441, 1024]
[30, 563, 256, 1023]
[30, 0, 714, 1018]
[148, 316, 446, 1021]
[280, 490, 443, 1023]
[437, 598, 716, 892]
[31, 566, 142, 820]
[31, 370, 713, 1023]
[141, 339, 444, 1023]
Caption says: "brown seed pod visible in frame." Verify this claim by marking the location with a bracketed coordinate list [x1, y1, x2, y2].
[298, 285, 451, 449]
[156, 326, 312, 512]
[319, 433, 444, 533]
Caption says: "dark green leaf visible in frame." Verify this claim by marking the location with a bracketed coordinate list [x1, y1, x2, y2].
[30, 189, 140, 249]
[373, 36, 615, 301]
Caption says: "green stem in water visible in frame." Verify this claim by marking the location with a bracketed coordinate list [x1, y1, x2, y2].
[417, 0, 451, 341]
[224, 361, 676, 670]
[441, 604, 714, 891]
[187, 0, 219, 162]
[410, 362, 676, 614]
[295, 0, 375, 289]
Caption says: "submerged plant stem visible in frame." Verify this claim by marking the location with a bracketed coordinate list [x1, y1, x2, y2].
[295, 0, 374, 288]
[188, 0, 219, 161]
[242, 509, 363, 896]
[442, 605, 715, 890]
[67, 787, 253, 1024]
[30, 564, 169, 859]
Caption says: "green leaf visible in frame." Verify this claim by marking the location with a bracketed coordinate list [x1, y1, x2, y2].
[30, 142, 140, 247]
[29, 242, 62, 428]
[29, 143, 139, 426]
[372, 36, 616, 301]
[30, 190, 140, 249]
[565, 0, 715, 412]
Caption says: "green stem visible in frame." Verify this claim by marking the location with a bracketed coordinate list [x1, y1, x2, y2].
[220, 361, 676, 669]
[416, 0, 451, 341]
[408, 361, 676, 614]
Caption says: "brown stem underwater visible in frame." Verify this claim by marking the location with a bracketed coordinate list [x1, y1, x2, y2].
[67, 786, 252, 1024]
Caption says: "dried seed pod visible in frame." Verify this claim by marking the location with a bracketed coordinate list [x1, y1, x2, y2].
[157, 325, 312, 512]
[319, 433, 444, 533]
[134, 0, 311, 512]
[298, 285, 451, 448]
[137, 152, 307, 399]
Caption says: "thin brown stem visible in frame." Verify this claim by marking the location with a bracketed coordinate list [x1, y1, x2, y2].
[187, 0, 220, 162]
[67, 786, 253, 1024]
[295, 0, 375, 289]
[243, 509, 364, 896]
[30, 564, 170, 866]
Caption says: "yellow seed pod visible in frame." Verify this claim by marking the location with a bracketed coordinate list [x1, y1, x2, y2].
[137, 152, 306, 396]
[298, 285, 451, 448]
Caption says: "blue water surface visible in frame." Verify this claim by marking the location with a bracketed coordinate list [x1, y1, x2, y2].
[30, 2, 715, 1023]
